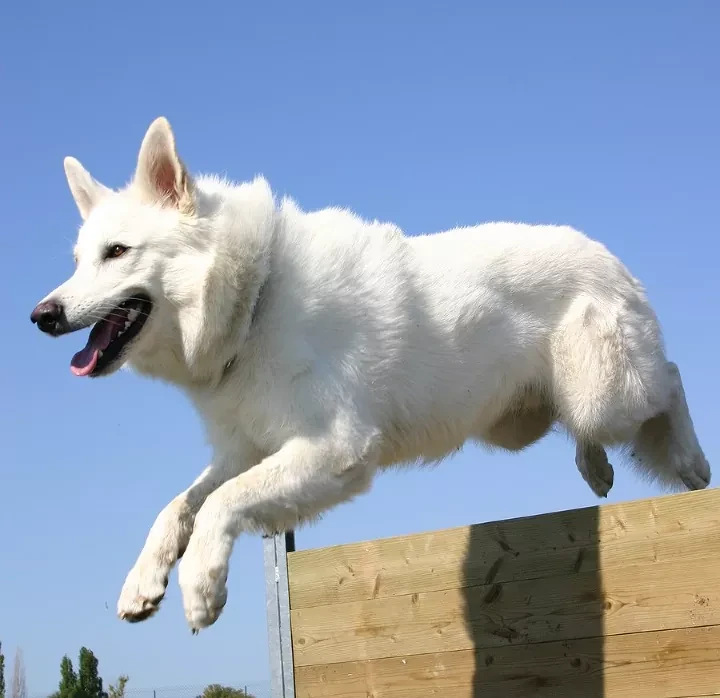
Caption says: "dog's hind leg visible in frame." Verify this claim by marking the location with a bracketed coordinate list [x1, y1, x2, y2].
[575, 441, 614, 498]
[629, 362, 710, 491]
[551, 295, 673, 497]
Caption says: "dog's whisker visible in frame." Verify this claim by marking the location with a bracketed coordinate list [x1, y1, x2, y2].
[75, 305, 154, 323]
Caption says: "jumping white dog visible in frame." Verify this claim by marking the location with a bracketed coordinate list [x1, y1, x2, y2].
[31, 117, 710, 632]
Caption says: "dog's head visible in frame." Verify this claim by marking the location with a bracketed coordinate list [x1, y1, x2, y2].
[31, 117, 207, 380]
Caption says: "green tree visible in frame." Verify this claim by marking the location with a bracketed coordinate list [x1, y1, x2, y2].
[0, 641, 5, 698]
[10, 648, 26, 698]
[197, 685, 255, 698]
[107, 675, 128, 698]
[77, 648, 107, 698]
[49, 655, 79, 698]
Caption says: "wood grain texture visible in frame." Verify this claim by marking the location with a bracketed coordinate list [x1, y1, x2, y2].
[290, 489, 720, 695]
[291, 545, 720, 666]
[288, 489, 720, 610]
[295, 626, 720, 698]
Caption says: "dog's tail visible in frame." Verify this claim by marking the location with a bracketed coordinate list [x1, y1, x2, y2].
[627, 361, 710, 490]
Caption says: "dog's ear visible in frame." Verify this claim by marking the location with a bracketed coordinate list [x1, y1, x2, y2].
[64, 157, 111, 221]
[134, 117, 195, 215]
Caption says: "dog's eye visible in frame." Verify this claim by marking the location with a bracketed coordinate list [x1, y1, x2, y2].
[105, 244, 129, 260]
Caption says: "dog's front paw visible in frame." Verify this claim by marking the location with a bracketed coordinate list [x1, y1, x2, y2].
[178, 534, 231, 633]
[117, 563, 170, 622]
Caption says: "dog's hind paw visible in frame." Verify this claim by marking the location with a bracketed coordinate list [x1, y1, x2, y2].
[585, 463, 614, 498]
[117, 565, 169, 623]
[576, 442, 615, 498]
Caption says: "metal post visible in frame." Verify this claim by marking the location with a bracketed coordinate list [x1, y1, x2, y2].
[264, 531, 296, 698]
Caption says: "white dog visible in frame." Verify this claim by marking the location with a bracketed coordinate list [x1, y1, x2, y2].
[31, 117, 710, 632]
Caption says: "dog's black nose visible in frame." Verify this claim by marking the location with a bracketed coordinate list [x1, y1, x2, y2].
[30, 300, 67, 335]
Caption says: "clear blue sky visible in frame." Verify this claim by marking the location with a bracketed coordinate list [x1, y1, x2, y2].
[2, 1, 719, 695]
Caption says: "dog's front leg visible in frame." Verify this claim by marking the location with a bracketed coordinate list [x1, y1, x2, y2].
[177, 430, 379, 632]
[117, 449, 258, 623]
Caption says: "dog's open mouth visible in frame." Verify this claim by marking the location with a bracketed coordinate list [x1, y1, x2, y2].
[70, 295, 152, 377]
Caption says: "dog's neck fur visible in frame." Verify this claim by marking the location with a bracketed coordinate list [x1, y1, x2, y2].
[129, 176, 277, 389]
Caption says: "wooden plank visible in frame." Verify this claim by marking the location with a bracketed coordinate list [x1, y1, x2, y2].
[291, 554, 720, 666]
[295, 625, 720, 698]
[288, 488, 720, 609]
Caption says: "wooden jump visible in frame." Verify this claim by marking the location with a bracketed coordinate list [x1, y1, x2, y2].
[269, 488, 720, 697]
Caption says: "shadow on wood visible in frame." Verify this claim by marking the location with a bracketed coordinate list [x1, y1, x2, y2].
[463, 502, 604, 696]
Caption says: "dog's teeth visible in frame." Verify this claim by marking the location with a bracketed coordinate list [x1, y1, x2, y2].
[124, 319, 132, 331]
[128, 309, 140, 322]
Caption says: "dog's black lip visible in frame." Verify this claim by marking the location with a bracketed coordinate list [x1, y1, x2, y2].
[89, 293, 153, 377]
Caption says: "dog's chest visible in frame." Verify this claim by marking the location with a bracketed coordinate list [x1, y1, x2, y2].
[191, 364, 300, 456]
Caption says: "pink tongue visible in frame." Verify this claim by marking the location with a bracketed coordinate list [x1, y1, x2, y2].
[70, 317, 124, 377]
[70, 346, 100, 377]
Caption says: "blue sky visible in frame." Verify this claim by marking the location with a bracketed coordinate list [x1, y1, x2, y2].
[2, 1, 719, 695]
